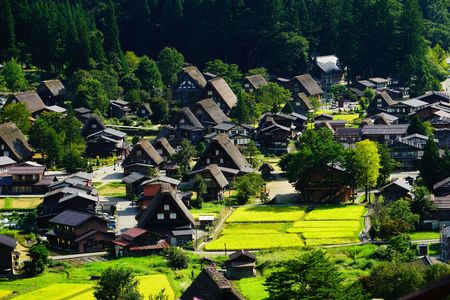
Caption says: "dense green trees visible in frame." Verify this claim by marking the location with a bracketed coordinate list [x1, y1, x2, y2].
[157, 47, 185, 87]
[94, 267, 142, 300]
[0, 103, 31, 134]
[1, 58, 27, 92]
[265, 250, 363, 300]
[234, 173, 265, 204]
[352, 140, 381, 203]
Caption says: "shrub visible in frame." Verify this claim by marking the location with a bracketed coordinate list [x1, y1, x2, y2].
[163, 247, 189, 269]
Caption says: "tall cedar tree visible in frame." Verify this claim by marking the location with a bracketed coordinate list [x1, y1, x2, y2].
[419, 137, 441, 189]
[0, 0, 16, 60]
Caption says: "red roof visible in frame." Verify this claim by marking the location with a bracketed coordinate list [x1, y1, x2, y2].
[129, 240, 169, 251]
[122, 227, 147, 240]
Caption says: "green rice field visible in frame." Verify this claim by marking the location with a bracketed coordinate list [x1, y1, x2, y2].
[205, 205, 366, 251]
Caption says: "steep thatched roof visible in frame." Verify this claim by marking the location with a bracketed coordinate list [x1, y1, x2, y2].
[0, 122, 33, 162]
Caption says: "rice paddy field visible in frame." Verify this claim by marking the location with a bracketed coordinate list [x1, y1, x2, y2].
[204, 205, 367, 251]
[0, 198, 42, 210]
[97, 182, 126, 197]
[0, 290, 12, 299]
[12, 284, 92, 300]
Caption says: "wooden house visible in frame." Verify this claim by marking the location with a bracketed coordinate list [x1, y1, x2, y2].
[284, 92, 314, 116]
[137, 183, 195, 246]
[152, 137, 176, 161]
[334, 128, 362, 147]
[377, 180, 413, 203]
[225, 250, 256, 279]
[297, 164, 351, 202]
[314, 120, 347, 131]
[387, 135, 437, 169]
[8, 91, 47, 118]
[40, 186, 98, 222]
[157, 125, 185, 150]
[0, 165, 55, 195]
[369, 77, 389, 89]
[81, 114, 106, 137]
[0, 122, 33, 162]
[85, 128, 127, 158]
[122, 139, 163, 176]
[256, 113, 295, 153]
[311, 55, 343, 89]
[112, 227, 169, 257]
[243, 75, 268, 93]
[0, 156, 16, 174]
[200, 77, 237, 114]
[416, 91, 450, 105]
[366, 91, 397, 116]
[173, 65, 207, 105]
[47, 210, 114, 253]
[138, 176, 180, 211]
[171, 107, 206, 143]
[192, 98, 230, 128]
[0, 235, 17, 273]
[122, 172, 147, 198]
[181, 266, 245, 300]
[290, 74, 323, 99]
[109, 100, 131, 119]
[212, 122, 254, 147]
[37, 79, 66, 106]
[360, 124, 409, 143]
[369, 112, 399, 125]
[193, 134, 253, 181]
[355, 80, 376, 91]
[386, 99, 428, 123]
[136, 103, 153, 119]
[74, 107, 92, 123]
[259, 163, 275, 180]
[433, 177, 450, 197]
[189, 164, 229, 201]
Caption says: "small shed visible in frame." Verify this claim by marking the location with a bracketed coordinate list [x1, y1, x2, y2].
[225, 250, 256, 279]
[259, 163, 275, 180]
[0, 234, 17, 273]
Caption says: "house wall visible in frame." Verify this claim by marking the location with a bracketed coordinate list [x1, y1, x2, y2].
[0, 246, 13, 272]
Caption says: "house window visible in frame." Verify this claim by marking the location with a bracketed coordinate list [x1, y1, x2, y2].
[244, 83, 249, 87]
[92, 124, 97, 129]
[220, 158, 224, 164]
[164, 205, 170, 211]
[4, 150, 9, 157]
[215, 150, 220, 155]
[137, 150, 142, 156]
[170, 213, 177, 219]
[180, 118, 185, 124]
[206, 158, 211, 164]
[32, 175, 37, 181]
[142, 109, 146, 114]
[249, 88, 253, 93]
[157, 149, 163, 154]
[207, 90, 213, 96]
[157, 213, 164, 220]
[0, 145, 3, 150]
[295, 102, 300, 106]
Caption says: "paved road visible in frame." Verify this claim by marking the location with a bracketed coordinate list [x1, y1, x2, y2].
[115, 197, 138, 233]
[266, 173, 299, 204]
[93, 165, 124, 182]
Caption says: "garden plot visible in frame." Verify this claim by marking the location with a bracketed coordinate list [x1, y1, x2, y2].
[12, 284, 92, 300]
[137, 275, 175, 300]
[226, 206, 306, 223]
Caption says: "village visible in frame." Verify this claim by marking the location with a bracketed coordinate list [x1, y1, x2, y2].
[0, 54, 449, 299]
[0, 0, 450, 298]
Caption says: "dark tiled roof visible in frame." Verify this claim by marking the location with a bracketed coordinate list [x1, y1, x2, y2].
[0, 122, 33, 161]
[74, 107, 91, 114]
[126, 139, 164, 166]
[228, 249, 256, 261]
[0, 234, 17, 248]
[140, 175, 180, 186]
[361, 124, 408, 135]
[122, 172, 147, 184]
[9, 165, 45, 175]
[49, 210, 95, 226]
[121, 227, 147, 240]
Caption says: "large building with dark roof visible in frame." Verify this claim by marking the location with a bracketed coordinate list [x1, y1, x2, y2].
[200, 77, 237, 114]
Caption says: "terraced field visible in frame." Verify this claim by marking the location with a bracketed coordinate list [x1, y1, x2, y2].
[205, 205, 366, 251]
[12, 284, 92, 300]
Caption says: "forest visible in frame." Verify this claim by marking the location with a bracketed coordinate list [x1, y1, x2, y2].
[0, 0, 449, 95]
